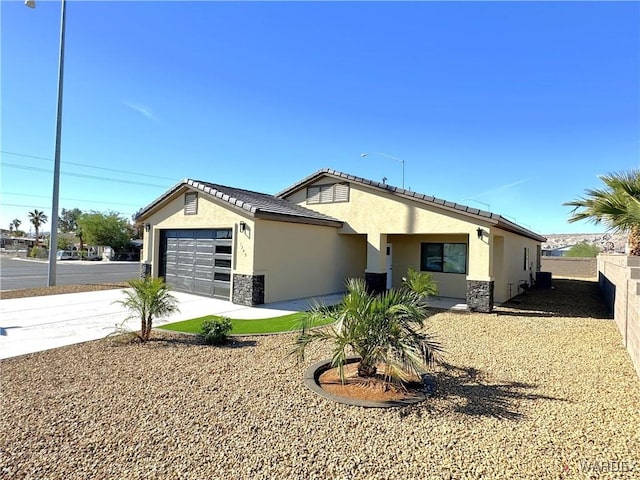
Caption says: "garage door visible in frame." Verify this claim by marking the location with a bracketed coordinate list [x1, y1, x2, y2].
[159, 229, 232, 299]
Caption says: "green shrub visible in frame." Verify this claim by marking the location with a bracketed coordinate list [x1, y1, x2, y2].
[29, 246, 47, 259]
[201, 316, 232, 345]
[403, 267, 438, 299]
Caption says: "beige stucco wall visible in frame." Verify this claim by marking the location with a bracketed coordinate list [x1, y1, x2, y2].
[491, 230, 541, 303]
[252, 220, 366, 303]
[139, 188, 255, 278]
[138, 186, 367, 304]
[388, 234, 469, 298]
[285, 178, 493, 280]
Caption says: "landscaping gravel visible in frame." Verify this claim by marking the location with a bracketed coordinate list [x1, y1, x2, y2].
[2, 280, 639, 479]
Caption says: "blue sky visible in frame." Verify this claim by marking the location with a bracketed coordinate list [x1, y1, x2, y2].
[2, 1, 639, 237]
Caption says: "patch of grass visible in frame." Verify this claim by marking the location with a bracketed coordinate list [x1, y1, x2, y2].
[160, 312, 335, 335]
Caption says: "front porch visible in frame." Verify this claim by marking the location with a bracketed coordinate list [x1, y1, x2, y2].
[360, 231, 494, 312]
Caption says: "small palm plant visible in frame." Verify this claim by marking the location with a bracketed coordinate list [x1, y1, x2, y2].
[403, 267, 438, 301]
[293, 278, 443, 384]
[116, 277, 179, 341]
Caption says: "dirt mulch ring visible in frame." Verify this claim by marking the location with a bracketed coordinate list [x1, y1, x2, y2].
[0, 283, 128, 300]
[318, 362, 423, 403]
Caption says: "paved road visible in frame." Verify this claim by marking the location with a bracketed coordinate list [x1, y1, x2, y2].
[0, 256, 140, 291]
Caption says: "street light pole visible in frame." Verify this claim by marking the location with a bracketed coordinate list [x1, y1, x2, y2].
[360, 152, 405, 189]
[26, 0, 66, 286]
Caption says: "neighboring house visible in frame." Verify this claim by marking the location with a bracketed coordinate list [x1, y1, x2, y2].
[135, 168, 546, 312]
[542, 245, 574, 257]
[0, 235, 36, 252]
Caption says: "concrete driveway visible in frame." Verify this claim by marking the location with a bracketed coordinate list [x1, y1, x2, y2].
[0, 290, 345, 360]
[0, 289, 463, 360]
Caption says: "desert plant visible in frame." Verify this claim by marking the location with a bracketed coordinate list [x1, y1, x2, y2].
[293, 278, 443, 384]
[201, 316, 233, 345]
[115, 277, 179, 341]
[565, 170, 640, 255]
[402, 267, 438, 300]
[29, 246, 47, 259]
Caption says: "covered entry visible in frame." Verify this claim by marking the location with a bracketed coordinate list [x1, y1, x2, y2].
[159, 229, 232, 299]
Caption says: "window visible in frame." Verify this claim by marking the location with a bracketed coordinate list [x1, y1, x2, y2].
[523, 247, 530, 271]
[184, 192, 198, 215]
[307, 183, 349, 204]
[421, 243, 467, 274]
[215, 258, 232, 268]
[216, 245, 232, 255]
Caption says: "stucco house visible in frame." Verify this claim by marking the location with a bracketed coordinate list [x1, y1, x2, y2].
[134, 168, 546, 312]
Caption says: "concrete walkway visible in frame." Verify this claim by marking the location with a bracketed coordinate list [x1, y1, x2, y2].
[0, 290, 465, 360]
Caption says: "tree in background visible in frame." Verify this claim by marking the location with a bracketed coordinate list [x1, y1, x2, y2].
[77, 211, 132, 251]
[10, 219, 21, 236]
[28, 209, 48, 245]
[566, 243, 601, 258]
[57, 232, 78, 251]
[565, 170, 640, 256]
[59, 208, 84, 251]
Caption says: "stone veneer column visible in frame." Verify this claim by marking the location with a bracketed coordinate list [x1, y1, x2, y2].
[140, 262, 152, 279]
[365, 272, 387, 295]
[232, 274, 265, 306]
[466, 280, 494, 312]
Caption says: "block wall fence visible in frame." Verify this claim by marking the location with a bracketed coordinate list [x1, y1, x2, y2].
[540, 257, 597, 279]
[598, 255, 640, 380]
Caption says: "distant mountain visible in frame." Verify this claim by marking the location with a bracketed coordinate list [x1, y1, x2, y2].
[542, 232, 626, 253]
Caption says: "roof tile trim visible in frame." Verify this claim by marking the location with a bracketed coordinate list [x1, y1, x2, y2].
[190, 179, 341, 220]
[276, 168, 546, 242]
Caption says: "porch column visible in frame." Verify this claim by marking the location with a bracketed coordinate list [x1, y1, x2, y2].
[365, 233, 387, 294]
[466, 228, 494, 312]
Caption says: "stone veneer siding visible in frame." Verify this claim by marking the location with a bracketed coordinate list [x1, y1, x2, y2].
[365, 272, 387, 295]
[232, 274, 265, 306]
[466, 280, 494, 313]
[140, 263, 152, 279]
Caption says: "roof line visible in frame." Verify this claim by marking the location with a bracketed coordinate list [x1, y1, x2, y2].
[277, 168, 546, 242]
[134, 178, 343, 228]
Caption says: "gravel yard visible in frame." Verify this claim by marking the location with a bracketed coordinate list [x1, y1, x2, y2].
[2, 280, 639, 479]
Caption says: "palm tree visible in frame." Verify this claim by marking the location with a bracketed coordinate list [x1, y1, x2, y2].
[293, 278, 443, 385]
[28, 209, 48, 246]
[403, 267, 438, 300]
[116, 277, 179, 341]
[565, 170, 640, 255]
[11, 219, 22, 235]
